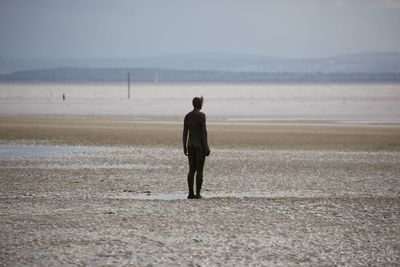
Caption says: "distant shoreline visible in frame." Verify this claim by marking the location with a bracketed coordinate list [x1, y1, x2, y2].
[1, 67, 400, 83]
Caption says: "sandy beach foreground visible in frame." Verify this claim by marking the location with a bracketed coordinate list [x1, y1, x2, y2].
[1, 116, 400, 266]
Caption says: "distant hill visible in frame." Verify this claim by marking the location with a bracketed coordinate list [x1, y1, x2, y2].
[1, 67, 399, 83]
[1, 52, 400, 74]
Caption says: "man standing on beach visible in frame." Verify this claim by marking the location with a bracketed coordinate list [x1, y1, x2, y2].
[183, 96, 210, 199]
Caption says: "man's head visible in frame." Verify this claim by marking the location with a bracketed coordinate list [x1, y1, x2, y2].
[192, 96, 203, 110]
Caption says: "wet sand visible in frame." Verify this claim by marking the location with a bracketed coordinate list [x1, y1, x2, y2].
[1, 116, 400, 266]
[1, 116, 400, 150]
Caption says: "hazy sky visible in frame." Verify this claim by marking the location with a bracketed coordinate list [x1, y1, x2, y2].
[1, 0, 400, 59]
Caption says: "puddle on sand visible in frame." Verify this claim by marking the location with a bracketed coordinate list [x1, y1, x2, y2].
[112, 191, 329, 201]
[0, 144, 96, 158]
[2, 163, 170, 170]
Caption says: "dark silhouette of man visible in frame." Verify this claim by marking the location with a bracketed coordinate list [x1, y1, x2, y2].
[183, 96, 210, 199]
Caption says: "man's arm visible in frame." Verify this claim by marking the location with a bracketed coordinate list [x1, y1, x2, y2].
[183, 117, 188, 156]
[201, 114, 210, 156]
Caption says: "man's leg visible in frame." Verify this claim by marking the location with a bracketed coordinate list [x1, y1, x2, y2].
[195, 151, 206, 198]
[187, 147, 197, 198]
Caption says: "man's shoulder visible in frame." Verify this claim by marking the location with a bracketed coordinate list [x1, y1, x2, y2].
[198, 111, 206, 120]
[184, 111, 193, 120]
[195, 110, 205, 117]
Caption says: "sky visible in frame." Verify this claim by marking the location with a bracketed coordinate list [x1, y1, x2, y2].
[1, 0, 400, 59]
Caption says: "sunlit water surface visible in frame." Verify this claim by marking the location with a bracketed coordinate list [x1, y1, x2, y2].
[1, 83, 399, 122]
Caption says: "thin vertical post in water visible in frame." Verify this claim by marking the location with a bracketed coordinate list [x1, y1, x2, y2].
[127, 73, 131, 99]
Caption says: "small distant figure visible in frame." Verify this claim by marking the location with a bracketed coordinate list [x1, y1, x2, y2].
[62, 94, 66, 101]
[183, 96, 210, 199]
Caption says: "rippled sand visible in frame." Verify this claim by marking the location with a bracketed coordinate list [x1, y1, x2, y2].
[1, 117, 400, 266]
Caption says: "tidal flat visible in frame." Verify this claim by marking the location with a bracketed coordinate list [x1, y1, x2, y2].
[1, 116, 400, 266]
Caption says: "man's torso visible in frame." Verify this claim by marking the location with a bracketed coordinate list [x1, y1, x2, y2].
[184, 110, 205, 148]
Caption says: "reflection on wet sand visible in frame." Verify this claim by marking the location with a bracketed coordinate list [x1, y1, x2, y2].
[113, 191, 332, 201]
